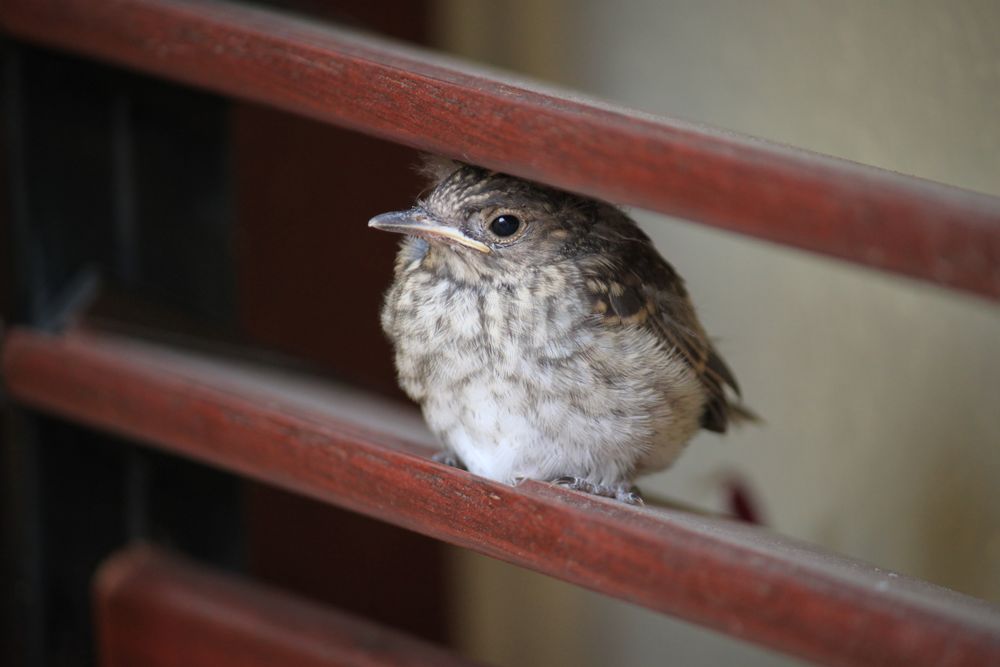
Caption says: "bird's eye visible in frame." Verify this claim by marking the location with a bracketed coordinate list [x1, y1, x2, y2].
[489, 214, 521, 238]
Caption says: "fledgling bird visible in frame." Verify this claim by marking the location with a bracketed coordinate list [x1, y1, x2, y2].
[371, 159, 752, 504]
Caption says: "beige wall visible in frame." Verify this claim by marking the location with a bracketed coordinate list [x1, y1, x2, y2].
[436, 2, 1000, 665]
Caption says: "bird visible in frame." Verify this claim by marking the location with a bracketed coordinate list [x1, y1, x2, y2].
[370, 158, 752, 504]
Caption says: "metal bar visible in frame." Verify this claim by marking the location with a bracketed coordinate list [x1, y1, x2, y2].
[1, 0, 1000, 301]
[4, 326, 999, 666]
[94, 545, 486, 667]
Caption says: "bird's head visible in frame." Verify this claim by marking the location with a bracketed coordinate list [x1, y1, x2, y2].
[369, 160, 606, 275]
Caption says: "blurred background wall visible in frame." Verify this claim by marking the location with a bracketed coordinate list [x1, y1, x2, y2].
[433, 1, 1000, 665]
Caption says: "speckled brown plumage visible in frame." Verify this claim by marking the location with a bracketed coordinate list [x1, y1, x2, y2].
[371, 159, 751, 503]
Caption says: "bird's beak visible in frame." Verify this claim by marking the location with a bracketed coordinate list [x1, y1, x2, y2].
[368, 208, 491, 254]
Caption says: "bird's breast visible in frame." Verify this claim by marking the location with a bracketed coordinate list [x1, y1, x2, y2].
[383, 262, 587, 400]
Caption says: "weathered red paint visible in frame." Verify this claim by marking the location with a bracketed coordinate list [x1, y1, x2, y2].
[5, 327, 1000, 666]
[2, 0, 1000, 300]
[94, 545, 486, 667]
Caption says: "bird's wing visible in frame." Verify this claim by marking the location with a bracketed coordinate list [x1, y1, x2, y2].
[581, 237, 745, 433]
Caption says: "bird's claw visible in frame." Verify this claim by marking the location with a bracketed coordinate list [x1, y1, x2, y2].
[432, 450, 467, 470]
[551, 476, 644, 505]
[616, 486, 644, 505]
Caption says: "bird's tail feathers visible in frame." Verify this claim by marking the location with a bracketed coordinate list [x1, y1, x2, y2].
[727, 401, 762, 427]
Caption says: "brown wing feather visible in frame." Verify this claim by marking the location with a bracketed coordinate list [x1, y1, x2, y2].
[582, 230, 747, 434]
[644, 281, 742, 433]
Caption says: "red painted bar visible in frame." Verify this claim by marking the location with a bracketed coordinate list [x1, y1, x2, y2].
[2, 0, 1000, 300]
[5, 327, 1000, 666]
[94, 545, 486, 667]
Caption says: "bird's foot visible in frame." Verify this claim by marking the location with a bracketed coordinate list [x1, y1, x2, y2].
[432, 450, 467, 470]
[615, 485, 645, 505]
[551, 476, 644, 506]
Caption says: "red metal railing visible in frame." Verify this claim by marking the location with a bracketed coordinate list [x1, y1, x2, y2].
[95, 545, 485, 667]
[2, 0, 1000, 300]
[4, 327, 999, 666]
